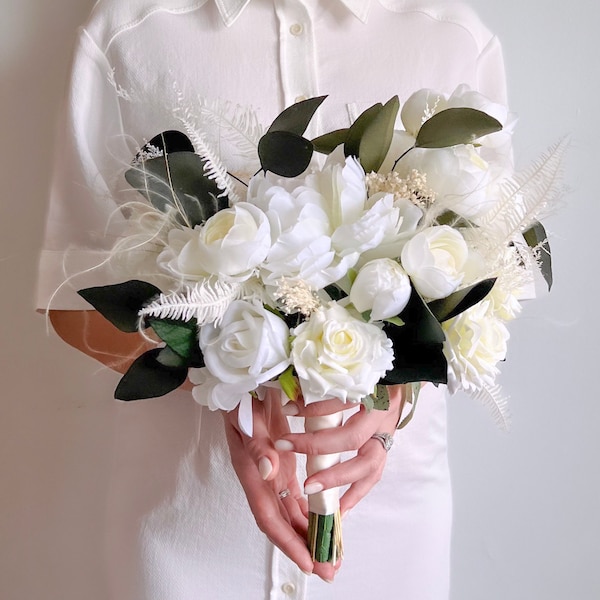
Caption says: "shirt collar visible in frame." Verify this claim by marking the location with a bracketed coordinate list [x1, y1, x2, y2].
[215, 0, 371, 27]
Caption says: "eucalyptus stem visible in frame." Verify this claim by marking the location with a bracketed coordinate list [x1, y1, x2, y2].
[227, 171, 249, 187]
[392, 145, 415, 170]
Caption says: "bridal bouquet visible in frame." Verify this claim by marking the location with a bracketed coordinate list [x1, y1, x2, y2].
[78, 87, 562, 563]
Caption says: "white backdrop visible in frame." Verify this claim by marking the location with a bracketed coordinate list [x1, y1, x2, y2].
[0, 1, 598, 599]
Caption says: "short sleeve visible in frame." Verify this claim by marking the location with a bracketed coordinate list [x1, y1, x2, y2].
[37, 28, 131, 310]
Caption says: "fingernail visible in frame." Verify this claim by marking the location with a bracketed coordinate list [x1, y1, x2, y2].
[301, 569, 312, 576]
[275, 439, 294, 452]
[281, 403, 299, 416]
[324, 578, 334, 584]
[304, 482, 324, 495]
[342, 509, 351, 519]
[258, 456, 272, 480]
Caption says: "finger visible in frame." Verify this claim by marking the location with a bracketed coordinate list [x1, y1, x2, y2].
[281, 397, 349, 418]
[303, 444, 385, 492]
[338, 442, 388, 515]
[276, 406, 389, 455]
[228, 399, 283, 482]
[225, 423, 314, 574]
[313, 555, 343, 583]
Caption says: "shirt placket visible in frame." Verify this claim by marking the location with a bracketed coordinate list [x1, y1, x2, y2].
[274, 0, 320, 135]
[269, 546, 307, 600]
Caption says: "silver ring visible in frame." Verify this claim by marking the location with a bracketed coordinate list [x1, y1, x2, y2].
[278, 488, 291, 500]
[371, 432, 394, 452]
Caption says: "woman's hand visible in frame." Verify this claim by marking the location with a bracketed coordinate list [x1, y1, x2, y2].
[222, 391, 341, 582]
[274, 385, 406, 517]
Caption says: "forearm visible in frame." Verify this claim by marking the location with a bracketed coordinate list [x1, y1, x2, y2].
[48, 310, 155, 374]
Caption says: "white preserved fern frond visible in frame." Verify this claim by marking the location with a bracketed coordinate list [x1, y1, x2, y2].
[469, 383, 511, 431]
[139, 279, 242, 325]
[195, 96, 264, 160]
[174, 90, 242, 204]
[481, 137, 569, 243]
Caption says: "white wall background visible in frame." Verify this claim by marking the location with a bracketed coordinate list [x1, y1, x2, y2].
[0, 1, 597, 599]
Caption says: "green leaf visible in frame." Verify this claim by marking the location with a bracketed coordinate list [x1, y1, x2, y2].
[149, 317, 198, 360]
[373, 384, 390, 411]
[344, 103, 383, 158]
[258, 131, 314, 177]
[312, 128, 349, 154]
[125, 152, 227, 228]
[134, 130, 194, 159]
[362, 394, 375, 411]
[379, 287, 447, 385]
[399, 287, 446, 345]
[435, 210, 476, 228]
[415, 107, 503, 149]
[268, 96, 327, 136]
[323, 284, 347, 302]
[428, 278, 497, 323]
[279, 366, 300, 401]
[358, 96, 400, 173]
[523, 221, 553, 291]
[114, 348, 189, 400]
[384, 316, 405, 327]
[78, 280, 161, 333]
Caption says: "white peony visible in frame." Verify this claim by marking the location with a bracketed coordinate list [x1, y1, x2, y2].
[190, 300, 290, 411]
[401, 225, 468, 300]
[443, 299, 510, 394]
[158, 203, 271, 282]
[350, 258, 411, 320]
[291, 303, 394, 404]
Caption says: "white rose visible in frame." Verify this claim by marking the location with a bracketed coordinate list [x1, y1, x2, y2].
[191, 300, 290, 411]
[291, 303, 394, 404]
[158, 203, 271, 282]
[350, 259, 411, 320]
[401, 225, 468, 300]
[400, 88, 449, 137]
[443, 300, 510, 394]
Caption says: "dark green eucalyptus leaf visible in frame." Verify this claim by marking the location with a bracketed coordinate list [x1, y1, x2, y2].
[114, 348, 189, 400]
[523, 221, 553, 291]
[78, 280, 161, 332]
[415, 107, 503, 149]
[268, 96, 327, 136]
[125, 152, 227, 228]
[134, 131, 194, 161]
[428, 278, 497, 323]
[344, 103, 383, 158]
[258, 131, 314, 177]
[148, 317, 198, 360]
[312, 129, 349, 154]
[435, 210, 476, 228]
[359, 96, 400, 173]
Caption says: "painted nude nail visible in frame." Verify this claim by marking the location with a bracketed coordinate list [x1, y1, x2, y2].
[275, 439, 294, 452]
[304, 482, 324, 495]
[258, 456, 273, 480]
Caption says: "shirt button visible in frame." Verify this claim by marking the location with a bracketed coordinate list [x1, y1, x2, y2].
[289, 23, 304, 36]
[281, 582, 296, 595]
[295, 95, 308, 103]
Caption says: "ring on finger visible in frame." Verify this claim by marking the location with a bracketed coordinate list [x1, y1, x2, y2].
[370, 432, 394, 452]
[278, 488, 291, 500]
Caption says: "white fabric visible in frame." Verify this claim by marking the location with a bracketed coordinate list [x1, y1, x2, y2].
[37, 1, 507, 598]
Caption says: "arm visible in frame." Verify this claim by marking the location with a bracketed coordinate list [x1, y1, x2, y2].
[48, 310, 155, 374]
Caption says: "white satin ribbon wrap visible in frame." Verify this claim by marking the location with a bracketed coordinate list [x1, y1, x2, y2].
[305, 411, 344, 516]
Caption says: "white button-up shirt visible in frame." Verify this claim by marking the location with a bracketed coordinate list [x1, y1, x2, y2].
[38, 1, 507, 599]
